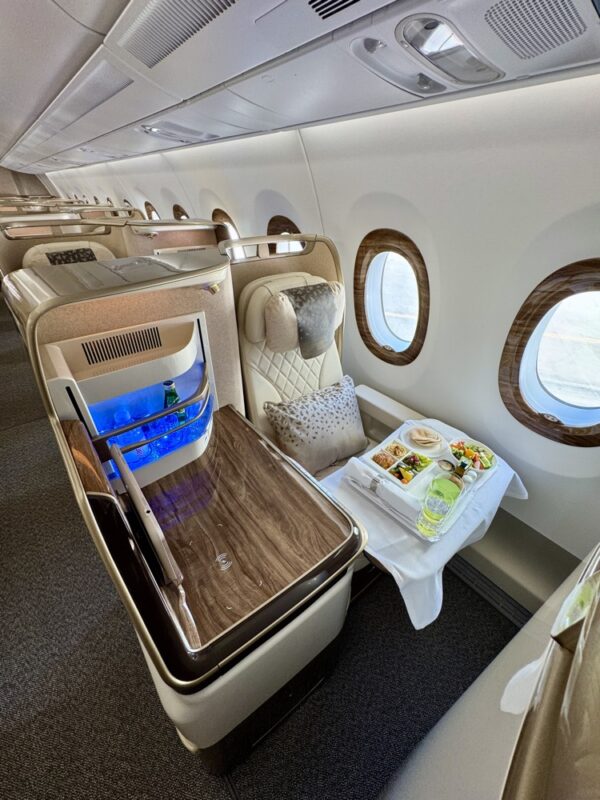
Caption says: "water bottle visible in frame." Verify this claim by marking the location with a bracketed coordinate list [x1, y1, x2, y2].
[163, 379, 186, 423]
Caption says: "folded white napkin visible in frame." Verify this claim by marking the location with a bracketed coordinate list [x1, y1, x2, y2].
[345, 457, 421, 525]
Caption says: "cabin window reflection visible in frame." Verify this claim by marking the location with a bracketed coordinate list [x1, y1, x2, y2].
[173, 204, 189, 220]
[144, 201, 160, 221]
[499, 261, 600, 445]
[93, 195, 99, 205]
[267, 215, 303, 253]
[106, 197, 113, 206]
[354, 229, 429, 365]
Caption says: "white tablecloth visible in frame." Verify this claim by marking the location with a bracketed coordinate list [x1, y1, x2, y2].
[321, 419, 527, 629]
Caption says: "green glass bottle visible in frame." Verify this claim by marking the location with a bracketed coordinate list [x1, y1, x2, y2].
[163, 379, 186, 423]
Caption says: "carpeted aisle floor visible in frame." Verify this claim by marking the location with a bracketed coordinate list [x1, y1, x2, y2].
[0, 299, 517, 800]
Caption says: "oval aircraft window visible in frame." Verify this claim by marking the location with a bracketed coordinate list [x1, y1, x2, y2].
[173, 204, 189, 220]
[499, 261, 600, 445]
[106, 196, 113, 206]
[93, 195, 99, 204]
[144, 201, 160, 220]
[212, 208, 245, 260]
[354, 229, 429, 365]
[267, 214, 302, 253]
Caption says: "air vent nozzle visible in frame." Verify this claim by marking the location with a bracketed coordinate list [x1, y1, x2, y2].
[484, 0, 586, 60]
[119, 0, 237, 68]
[81, 327, 162, 365]
[309, 0, 360, 19]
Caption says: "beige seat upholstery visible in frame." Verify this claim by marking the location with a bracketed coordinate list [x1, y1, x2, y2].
[22, 240, 115, 268]
[238, 272, 344, 437]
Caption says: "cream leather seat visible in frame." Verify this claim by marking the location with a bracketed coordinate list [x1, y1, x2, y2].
[22, 240, 115, 268]
[238, 271, 344, 438]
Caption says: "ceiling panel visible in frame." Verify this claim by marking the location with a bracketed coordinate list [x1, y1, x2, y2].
[0, 0, 108, 157]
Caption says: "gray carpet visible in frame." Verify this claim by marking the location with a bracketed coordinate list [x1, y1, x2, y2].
[0, 302, 45, 431]
[0, 298, 517, 799]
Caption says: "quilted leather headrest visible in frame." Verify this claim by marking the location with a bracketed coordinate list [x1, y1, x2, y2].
[243, 272, 326, 344]
[22, 240, 115, 269]
[264, 282, 344, 355]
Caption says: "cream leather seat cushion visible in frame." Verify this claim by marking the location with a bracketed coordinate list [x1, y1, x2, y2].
[238, 272, 343, 437]
[22, 240, 115, 269]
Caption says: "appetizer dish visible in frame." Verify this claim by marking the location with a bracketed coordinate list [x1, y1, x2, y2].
[450, 440, 495, 471]
[385, 440, 409, 459]
[401, 452, 433, 473]
[389, 463, 416, 485]
[372, 450, 397, 470]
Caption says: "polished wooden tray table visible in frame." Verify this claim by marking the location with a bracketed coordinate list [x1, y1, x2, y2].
[141, 405, 363, 665]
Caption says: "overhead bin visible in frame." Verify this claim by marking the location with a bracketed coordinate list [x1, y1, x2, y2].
[231, 38, 418, 124]
[3, 46, 179, 168]
[103, 0, 391, 100]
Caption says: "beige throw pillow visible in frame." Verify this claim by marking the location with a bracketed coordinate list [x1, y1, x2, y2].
[264, 375, 368, 475]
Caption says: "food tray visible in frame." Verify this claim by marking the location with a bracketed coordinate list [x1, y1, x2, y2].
[365, 436, 435, 490]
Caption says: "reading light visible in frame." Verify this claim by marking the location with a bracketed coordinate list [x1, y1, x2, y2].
[396, 16, 503, 84]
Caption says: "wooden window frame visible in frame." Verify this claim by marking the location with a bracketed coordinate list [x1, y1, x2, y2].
[499, 259, 600, 446]
[353, 228, 430, 366]
[144, 200, 160, 221]
[212, 207, 239, 244]
[267, 214, 300, 254]
[173, 203, 189, 220]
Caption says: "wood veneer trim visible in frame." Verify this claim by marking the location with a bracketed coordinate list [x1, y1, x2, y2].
[172, 204, 189, 220]
[353, 228, 430, 366]
[142, 405, 357, 646]
[267, 215, 301, 254]
[144, 201, 159, 220]
[267, 215, 300, 236]
[61, 419, 114, 496]
[212, 208, 239, 244]
[498, 260, 600, 446]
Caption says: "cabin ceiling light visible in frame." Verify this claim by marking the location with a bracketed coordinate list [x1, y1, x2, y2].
[350, 36, 446, 95]
[396, 15, 503, 85]
[140, 123, 218, 144]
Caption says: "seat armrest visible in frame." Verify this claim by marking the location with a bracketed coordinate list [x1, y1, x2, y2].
[355, 384, 424, 433]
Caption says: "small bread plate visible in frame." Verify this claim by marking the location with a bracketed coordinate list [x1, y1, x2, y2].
[400, 424, 449, 457]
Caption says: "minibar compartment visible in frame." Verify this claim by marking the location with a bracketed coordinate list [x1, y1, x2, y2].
[41, 312, 215, 487]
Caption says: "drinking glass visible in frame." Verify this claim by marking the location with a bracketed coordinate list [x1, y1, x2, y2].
[416, 476, 461, 539]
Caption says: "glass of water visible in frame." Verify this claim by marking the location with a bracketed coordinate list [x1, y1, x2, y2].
[416, 476, 462, 540]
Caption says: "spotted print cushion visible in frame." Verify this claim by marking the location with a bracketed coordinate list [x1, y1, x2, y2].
[46, 247, 97, 265]
[264, 375, 367, 475]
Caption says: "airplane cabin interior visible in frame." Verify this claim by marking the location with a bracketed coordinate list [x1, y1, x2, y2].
[1, 1, 599, 798]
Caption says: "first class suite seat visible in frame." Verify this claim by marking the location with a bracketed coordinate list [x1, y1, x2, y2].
[22, 240, 115, 268]
[237, 271, 344, 437]
[237, 270, 380, 480]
